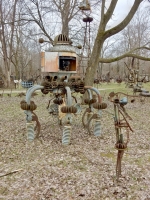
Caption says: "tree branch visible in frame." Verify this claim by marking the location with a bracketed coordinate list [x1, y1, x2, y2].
[104, 0, 118, 25]
[103, 0, 143, 40]
[99, 53, 150, 63]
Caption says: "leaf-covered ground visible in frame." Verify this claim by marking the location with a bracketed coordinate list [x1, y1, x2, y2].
[0, 86, 150, 200]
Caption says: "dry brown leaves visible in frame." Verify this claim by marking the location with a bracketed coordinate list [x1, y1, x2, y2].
[0, 93, 150, 200]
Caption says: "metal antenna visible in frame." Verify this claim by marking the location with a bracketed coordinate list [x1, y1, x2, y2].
[78, 0, 93, 77]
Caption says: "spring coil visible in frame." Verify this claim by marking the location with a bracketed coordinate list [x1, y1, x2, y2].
[62, 125, 71, 145]
[94, 119, 101, 136]
[84, 98, 97, 104]
[20, 100, 37, 111]
[61, 106, 77, 113]
[93, 102, 107, 110]
[26, 122, 35, 141]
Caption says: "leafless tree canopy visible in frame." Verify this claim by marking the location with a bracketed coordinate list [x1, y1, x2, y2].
[0, 0, 150, 87]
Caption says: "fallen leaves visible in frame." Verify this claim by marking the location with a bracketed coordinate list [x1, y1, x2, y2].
[0, 94, 150, 199]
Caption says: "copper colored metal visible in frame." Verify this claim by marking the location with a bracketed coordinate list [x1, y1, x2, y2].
[20, 100, 28, 110]
[53, 98, 63, 105]
[39, 38, 44, 43]
[61, 106, 77, 113]
[84, 98, 96, 104]
[30, 101, 37, 111]
[93, 102, 107, 110]
[83, 17, 93, 23]
[116, 150, 124, 179]
[20, 100, 37, 111]
[115, 143, 127, 149]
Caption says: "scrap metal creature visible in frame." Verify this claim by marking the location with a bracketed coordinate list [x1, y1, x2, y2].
[108, 92, 134, 180]
[20, 33, 107, 145]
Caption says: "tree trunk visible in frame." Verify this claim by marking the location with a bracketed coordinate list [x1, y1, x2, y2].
[84, 34, 104, 86]
[84, 0, 143, 87]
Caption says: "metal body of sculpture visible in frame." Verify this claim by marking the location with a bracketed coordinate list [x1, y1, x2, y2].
[20, 34, 107, 145]
[108, 92, 133, 180]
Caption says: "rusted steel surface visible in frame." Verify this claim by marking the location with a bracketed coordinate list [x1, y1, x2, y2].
[108, 92, 134, 180]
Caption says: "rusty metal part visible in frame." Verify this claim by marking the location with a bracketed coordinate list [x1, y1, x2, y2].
[118, 109, 133, 132]
[87, 113, 98, 134]
[114, 99, 119, 104]
[93, 102, 107, 110]
[116, 150, 124, 180]
[41, 81, 50, 94]
[71, 95, 77, 103]
[20, 100, 37, 111]
[53, 98, 63, 105]
[32, 111, 41, 138]
[84, 98, 97, 104]
[39, 38, 44, 43]
[115, 142, 127, 150]
[84, 86, 102, 103]
[61, 106, 77, 113]
[51, 81, 58, 88]
[41, 89, 49, 94]
[109, 91, 115, 98]
[83, 16, 93, 23]
[40, 79, 86, 94]
[111, 92, 141, 99]
[82, 108, 92, 127]
[53, 34, 72, 45]
[109, 91, 134, 180]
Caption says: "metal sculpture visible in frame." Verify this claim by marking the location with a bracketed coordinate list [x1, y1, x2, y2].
[108, 92, 134, 180]
[124, 61, 150, 100]
[20, 33, 107, 144]
[78, 0, 91, 11]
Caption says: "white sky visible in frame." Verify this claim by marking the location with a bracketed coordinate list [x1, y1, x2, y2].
[106, 0, 148, 27]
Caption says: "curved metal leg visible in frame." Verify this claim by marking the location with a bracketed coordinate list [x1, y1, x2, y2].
[24, 85, 44, 141]
[116, 150, 124, 180]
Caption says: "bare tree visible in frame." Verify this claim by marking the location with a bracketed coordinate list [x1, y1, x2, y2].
[84, 0, 150, 86]
[0, 0, 18, 87]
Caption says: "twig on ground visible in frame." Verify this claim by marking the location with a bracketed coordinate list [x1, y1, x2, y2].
[0, 169, 23, 178]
